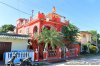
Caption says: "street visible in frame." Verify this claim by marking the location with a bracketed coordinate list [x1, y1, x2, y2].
[47, 55, 100, 66]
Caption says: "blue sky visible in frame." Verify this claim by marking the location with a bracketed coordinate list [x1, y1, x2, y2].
[0, 0, 100, 33]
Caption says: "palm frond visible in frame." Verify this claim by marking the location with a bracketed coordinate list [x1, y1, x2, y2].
[34, 28, 64, 49]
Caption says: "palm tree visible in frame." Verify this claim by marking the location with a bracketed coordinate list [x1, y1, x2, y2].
[34, 28, 64, 50]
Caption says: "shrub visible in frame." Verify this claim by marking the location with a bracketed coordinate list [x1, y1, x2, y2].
[81, 42, 91, 54]
[89, 45, 97, 53]
[83, 45, 88, 51]
[97, 44, 100, 52]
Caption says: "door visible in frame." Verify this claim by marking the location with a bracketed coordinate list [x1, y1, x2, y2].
[0, 42, 11, 60]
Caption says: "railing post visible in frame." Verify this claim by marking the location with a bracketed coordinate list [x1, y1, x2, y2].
[59, 48, 61, 59]
[34, 49, 38, 61]
[43, 49, 48, 60]
[66, 48, 69, 58]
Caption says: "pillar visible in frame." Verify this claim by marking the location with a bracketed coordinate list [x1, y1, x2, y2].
[59, 48, 61, 59]
[66, 48, 69, 58]
[75, 48, 78, 57]
[43, 48, 48, 60]
[34, 49, 38, 61]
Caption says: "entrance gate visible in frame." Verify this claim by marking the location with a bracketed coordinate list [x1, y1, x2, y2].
[0, 42, 11, 60]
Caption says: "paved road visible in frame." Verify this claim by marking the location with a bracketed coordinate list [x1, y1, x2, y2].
[1, 55, 100, 66]
[47, 56, 100, 66]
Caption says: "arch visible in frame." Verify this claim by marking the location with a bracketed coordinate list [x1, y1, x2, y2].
[33, 26, 38, 33]
[42, 24, 56, 30]
[44, 25, 51, 30]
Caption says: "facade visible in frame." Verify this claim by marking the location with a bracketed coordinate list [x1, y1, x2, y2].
[77, 31, 92, 52]
[16, 7, 69, 36]
[15, 7, 79, 61]
[77, 31, 92, 44]
[0, 33, 30, 60]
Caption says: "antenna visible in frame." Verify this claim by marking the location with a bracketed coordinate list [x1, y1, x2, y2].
[32, 10, 34, 18]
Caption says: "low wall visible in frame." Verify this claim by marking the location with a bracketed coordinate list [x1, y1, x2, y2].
[4, 50, 34, 64]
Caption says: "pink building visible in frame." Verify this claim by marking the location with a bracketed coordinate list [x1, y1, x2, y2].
[16, 7, 79, 62]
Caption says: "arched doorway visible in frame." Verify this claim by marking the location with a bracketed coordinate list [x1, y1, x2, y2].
[44, 26, 51, 30]
[33, 26, 38, 33]
[42, 25, 55, 30]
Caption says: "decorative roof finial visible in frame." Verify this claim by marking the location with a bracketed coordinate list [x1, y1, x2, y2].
[52, 6, 56, 13]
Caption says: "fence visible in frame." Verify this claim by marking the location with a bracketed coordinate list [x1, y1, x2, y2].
[48, 50, 57, 57]
[44, 48, 62, 61]
[66, 48, 78, 58]
[4, 50, 34, 64]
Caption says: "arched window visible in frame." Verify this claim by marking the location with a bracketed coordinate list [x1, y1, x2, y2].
[33, 26, 38, 33]
[44, 26, 51, 30]
[41, 25, 56, 32]
[40, 25, 51, 32]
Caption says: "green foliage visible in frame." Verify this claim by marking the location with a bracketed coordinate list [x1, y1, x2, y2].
[82, 45, 88, 52]
[34, 28, 64, 49]
[97, 34, 100, 44]
[61, 23, 79, 43]
[83, 42, 91, 47]
[89, 45, 97, 53]
[88, 30, 100, 44]
[82, 42, 97, 54]
[0, 24, 15, 33]
[82, 42, 91, 53]
[88, 30, 97, 42]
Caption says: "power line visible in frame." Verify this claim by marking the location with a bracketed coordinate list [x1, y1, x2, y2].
[0, 1, 31, 15]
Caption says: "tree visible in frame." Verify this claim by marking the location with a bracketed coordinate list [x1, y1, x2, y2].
[61, 23, 79, 44]
[89, 30, 100, 44]
[0, 24, 15, 33]
[89, 30, 97, 41]
[97, 34, 100, 44]
[34, 28, 64, 49]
